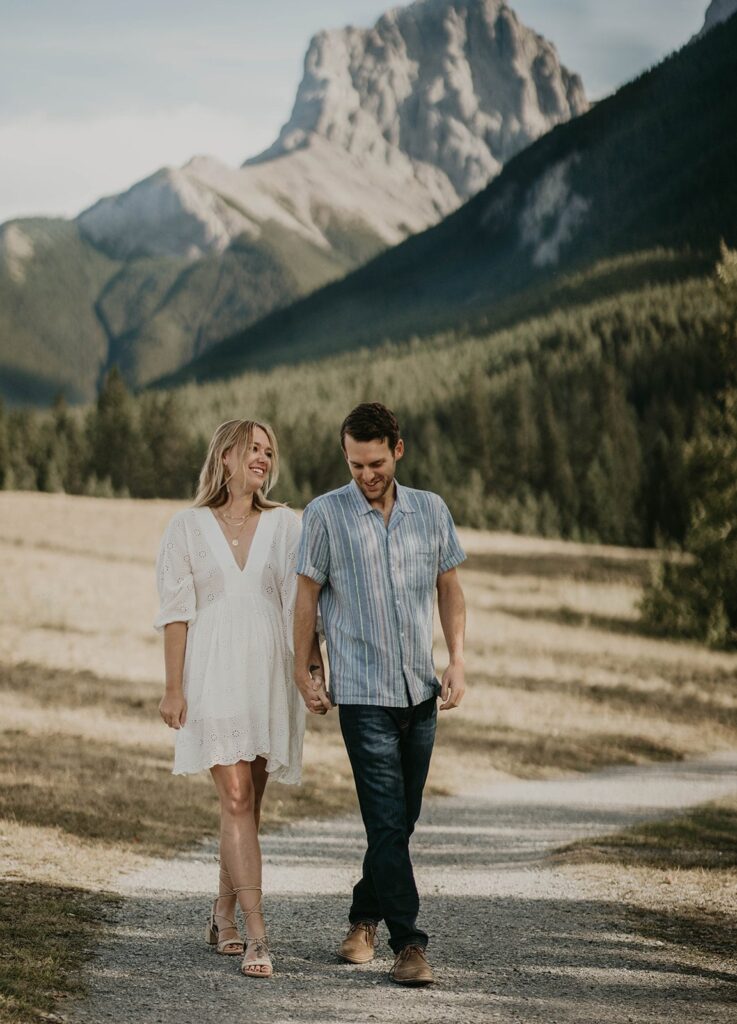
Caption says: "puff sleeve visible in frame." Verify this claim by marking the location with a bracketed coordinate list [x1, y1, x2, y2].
[154, 514, 197, 633]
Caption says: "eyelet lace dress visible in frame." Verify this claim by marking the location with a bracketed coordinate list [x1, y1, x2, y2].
[154, 505, 305, 782]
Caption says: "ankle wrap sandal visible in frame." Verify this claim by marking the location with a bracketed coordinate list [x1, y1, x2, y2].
[234, 885, 273, 979]
[205, 875, 245, 956]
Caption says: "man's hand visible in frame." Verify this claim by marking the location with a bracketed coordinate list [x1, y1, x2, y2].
[295, 668, 331, 715]
[159, 692, 187, 729]
[439, 659, 465, 711]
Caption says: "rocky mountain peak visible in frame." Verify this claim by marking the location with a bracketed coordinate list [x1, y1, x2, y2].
[697, 0, 737, 36]
[248, 0, 587, 202]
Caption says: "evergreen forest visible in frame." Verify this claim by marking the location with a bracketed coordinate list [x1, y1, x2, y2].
[1, 252, 731, 543]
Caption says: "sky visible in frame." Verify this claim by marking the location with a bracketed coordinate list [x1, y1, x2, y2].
[0, 0, 710, 223]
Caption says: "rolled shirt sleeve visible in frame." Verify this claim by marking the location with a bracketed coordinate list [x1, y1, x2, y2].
[296, 503, 330, 586]
[154, 514, 197, 633]
[437, 499, 466, 575]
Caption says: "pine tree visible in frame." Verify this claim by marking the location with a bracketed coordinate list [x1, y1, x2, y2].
[641, 244, 737, 646]
[87, 368, 143, 494]
[137, 392, 201, 499]
[538, 390, 577, 536]
[0, 400, 8, 489]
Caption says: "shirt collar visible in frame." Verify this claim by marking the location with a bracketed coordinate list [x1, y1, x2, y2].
[347, 478, 416, 516]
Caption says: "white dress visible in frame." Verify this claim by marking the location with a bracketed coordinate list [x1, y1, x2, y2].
[154, 505, 305, 781]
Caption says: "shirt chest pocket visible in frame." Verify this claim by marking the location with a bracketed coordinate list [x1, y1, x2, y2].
[397, 545, 437, 591]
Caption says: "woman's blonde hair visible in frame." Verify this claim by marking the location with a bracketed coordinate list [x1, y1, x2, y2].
[194, 419, 285, 511]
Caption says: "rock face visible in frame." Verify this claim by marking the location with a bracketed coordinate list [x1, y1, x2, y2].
[171, 3, 737, 389]
[697, 0, 737, 37]
[81, 0, 586, 264]
[251, 0, 587, 201]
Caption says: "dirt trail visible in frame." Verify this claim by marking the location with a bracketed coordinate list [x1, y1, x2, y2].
[69, 753, 737, 1024]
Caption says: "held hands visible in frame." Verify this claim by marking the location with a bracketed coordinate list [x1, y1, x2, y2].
[295, 668, 331, 715]
[439, 659, 466, 711]
[159, 692, 187, 729]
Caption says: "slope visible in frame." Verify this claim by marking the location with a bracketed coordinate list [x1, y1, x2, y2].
[166, 13, 737, 385]
[0, 0, 586, 405]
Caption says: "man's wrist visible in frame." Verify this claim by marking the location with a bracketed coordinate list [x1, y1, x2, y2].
[448, 653, 465, 666]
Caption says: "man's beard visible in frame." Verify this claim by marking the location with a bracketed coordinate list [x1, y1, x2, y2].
[359, 474, 394, 501]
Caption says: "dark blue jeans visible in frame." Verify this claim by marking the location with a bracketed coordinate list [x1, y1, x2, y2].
[338, 696, 437, 954]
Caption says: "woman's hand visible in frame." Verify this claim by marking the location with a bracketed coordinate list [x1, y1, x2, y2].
[295, 669, 331, 715]
[159, 692, 187, 729]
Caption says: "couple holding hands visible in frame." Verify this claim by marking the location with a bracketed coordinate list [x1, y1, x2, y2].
[156, 402, 466, 985]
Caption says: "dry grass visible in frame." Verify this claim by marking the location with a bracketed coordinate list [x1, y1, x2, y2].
[1, 492, 737, 1019]
[558, 794, 737, 871]
[554, 796, 737, 965]
[0, 881, 118, 1024]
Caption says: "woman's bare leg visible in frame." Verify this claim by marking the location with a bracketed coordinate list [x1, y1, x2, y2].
[251, 756, 269, 832]
[215, 759, 268, 927]
[211, 758, 270, 974]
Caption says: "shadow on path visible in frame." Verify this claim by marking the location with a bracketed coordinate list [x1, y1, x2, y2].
[69, 754, 737, 1024]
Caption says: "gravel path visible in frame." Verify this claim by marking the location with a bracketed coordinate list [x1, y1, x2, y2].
[70, 753, 737, 1024]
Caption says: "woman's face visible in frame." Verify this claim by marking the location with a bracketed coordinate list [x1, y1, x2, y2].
[223, 425, 274, 494]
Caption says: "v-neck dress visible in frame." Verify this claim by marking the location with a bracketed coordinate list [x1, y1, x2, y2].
[154, 505, 305, 781]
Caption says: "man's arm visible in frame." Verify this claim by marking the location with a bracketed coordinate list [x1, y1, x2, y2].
[436, 567, 466, 711]
[294, 574, 331, 714]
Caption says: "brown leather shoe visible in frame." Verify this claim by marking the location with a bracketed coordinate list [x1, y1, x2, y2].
[389, 945, 435, 986]
[338, 922, 378, 964]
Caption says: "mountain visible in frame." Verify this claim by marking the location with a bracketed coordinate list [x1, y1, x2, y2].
[696, 0, 737, 36]
[250, 0, 586, 201]
[163, 11, 737, 386]
[0, 220, 115, 405]
[0, 0, 585, 406]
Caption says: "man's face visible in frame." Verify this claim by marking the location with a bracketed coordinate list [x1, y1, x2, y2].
[343, 434, 404, 502]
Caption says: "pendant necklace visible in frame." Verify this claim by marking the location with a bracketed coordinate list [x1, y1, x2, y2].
[218, 507, 253, 546]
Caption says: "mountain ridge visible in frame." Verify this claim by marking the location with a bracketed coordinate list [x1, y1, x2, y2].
[160, 10, 737, 387]
[0, 0, 586, 405]
[697, 0, 737, 36]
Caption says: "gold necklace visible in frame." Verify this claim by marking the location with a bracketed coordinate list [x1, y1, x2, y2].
[220, 512, 248, 526]
[220, 497, 254, 525]
[217, 508, 254, 547]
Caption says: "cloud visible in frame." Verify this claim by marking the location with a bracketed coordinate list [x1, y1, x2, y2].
[0, 105, 279, 223]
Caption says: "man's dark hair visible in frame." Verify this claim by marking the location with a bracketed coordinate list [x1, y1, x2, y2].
[340, 403, 401, 451]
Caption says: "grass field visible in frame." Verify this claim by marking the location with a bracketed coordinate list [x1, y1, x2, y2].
[1, 491, 736, 1021]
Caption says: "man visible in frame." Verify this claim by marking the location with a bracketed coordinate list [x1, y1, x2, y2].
[293, 402, 467, 986]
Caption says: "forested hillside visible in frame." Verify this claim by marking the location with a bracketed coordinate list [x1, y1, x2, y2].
[2, 256, 729, 550]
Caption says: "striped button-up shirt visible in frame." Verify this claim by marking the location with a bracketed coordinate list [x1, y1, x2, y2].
[297, 479, 466, 707]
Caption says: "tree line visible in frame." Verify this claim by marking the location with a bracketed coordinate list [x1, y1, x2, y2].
[2, 250, 735, 644]
[0, 372, 206, 499]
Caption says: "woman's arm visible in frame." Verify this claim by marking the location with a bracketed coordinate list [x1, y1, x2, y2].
[159, 621, 188, 728]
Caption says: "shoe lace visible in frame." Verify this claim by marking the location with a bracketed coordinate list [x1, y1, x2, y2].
[398, 945, 426, 963]
[350, 921, 376, 939]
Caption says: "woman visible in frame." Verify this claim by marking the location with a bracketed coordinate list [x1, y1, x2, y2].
[155, 419, 322, 978]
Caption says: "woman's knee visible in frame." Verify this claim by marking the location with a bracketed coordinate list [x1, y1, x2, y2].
[221, 782, 256, 818]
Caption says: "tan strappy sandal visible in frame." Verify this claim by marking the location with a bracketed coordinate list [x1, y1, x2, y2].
[204, 883, 245, 956]
[234, 885, 273, 979]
